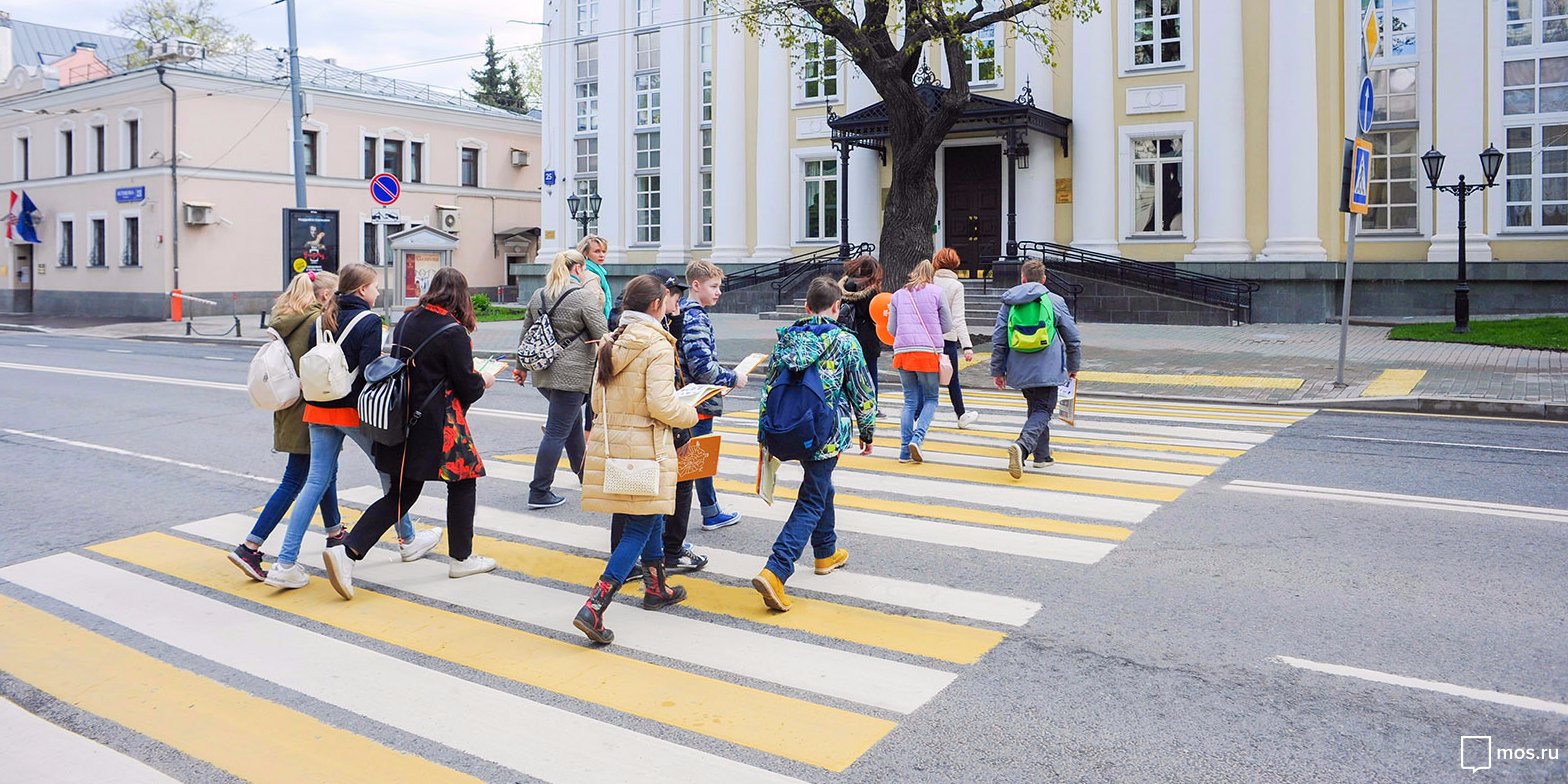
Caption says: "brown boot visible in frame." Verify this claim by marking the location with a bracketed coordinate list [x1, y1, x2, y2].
[642, 562, 688, 610]
[573, 578, 621, 645]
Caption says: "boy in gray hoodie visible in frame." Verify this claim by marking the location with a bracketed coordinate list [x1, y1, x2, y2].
[990, 260, 1082, 479]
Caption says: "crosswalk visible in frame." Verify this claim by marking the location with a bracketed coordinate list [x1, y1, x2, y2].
[0, 389, 1313, 782]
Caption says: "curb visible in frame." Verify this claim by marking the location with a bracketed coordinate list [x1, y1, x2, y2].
[124, 334, 267, 348]
[0, 323, 48, 333]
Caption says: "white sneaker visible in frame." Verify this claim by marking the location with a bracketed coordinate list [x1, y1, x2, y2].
[321, 547, 354, 600]
[957, 411, 979, 429]
[449, 555, 497, 578]
[400, 527, 444, 562]
[263, 562, 309, 589]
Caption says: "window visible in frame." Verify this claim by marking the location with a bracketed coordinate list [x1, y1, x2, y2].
[576, 0, 598, 36]
[1503, 55, 1568, 115]
[1131, 136, 1184, 234]
[17, 137, 28, 181]
[92, 126, 105, 172]
[1503, 124, 1568, 228]
[576, 82, 599, 131]
[61, 129, 74, 176]
[126, 119, 139, 169]
[122, 216, 140, 267]
[58, 220, 73, 267]
[1371, 65, 1418, 123]
[1506, 0, 1568, 48]
[1372, 0, 1418, 60]
[635, 131, 661, 170]
[382, 139, 404, 179]
[803, 159, 839, 240]
[460, 147, 480, 187]
[700, 171, 713, 244]
[800, 37, 839, 101]
[636, 0, 658, 27]
[1130, 0, 1183, 68]
[965, 25, 998, 84]
[700, 70, 713, 123]
[576, 41, 599, 80]
[409, 141, 424, 183]
[363, 137, 376, 179]
[575, 137, 598, 175]
[700, 128, 713, 168]
[635, 73, 661, 126]
[303, 130, 319, 176]
[699, 25, 714, 122]
[1363, 129, 1419, 231]
[89, 219, 106, 267]
[574, 178, 600, 236]
[363, 221, 377, 264]
[635, 32, 660, 72]
[636, 175, 661, 243]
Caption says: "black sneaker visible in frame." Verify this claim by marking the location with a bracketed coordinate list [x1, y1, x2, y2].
[1031, 455, 1055, 468]
[528, 492, 566, 510]
[227, 544, 265, 582]
[624, 563, 645, 582]
[325, 529, 346, 548]
[663, 544, 709, 574]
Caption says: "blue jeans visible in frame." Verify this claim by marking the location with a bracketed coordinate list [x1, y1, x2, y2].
[246, 452, 340, 553]
[897, 368, 940, 460]
[532, 388, 587, 499]
[765, 457, 838, 582]
[690, 417, 725, 518]
[270, 423, 412, 567]
[603, 513, 665, 583]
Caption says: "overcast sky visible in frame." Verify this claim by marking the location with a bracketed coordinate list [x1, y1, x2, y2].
[7, 0, 546, 93]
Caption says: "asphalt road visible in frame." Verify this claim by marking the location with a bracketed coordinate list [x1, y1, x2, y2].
[0, 330, 1564, 783]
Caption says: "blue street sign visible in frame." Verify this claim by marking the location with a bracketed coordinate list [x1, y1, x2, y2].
[1350, 138, 1374, 215]
[543, 169, 557, 186]
[1357, 76, 1375, 135]
[115, 186, 145, 203]
[370, 172, 401, 205]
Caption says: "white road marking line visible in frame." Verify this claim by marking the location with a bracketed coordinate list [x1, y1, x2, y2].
[837, 412, 1266, 450]
[0, 554, 807, 784]
[25, 343, 48, 348]
[879, 395, 1297, 429]
[1, 428, 273, 484]
[0, 361, 246, 391]
[1326, 435, 1568, 456]
[0, 697, 179, 784]
[863, 446, 1202, 486]
[106, 348, 133, 354]
[1275, 655, 1568, 717]
[1223, 480, 1568, 524]
[470, 406, 548, 422]
[340, 485, 1046, 626]
[202, 356, 235, 362]
[177, 515, 953, 714]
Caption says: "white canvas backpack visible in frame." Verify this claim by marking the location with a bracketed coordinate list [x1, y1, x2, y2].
[247, 328, 302, 411]
[300, 311, 376, 402]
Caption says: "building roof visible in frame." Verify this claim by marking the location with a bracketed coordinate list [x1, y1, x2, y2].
[829, 82, 1071, 156]
[2, 18, 140, 69]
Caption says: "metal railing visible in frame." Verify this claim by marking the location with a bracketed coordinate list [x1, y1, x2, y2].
[976, 256, 1083, 314]
[722, 243, 876, 306]
[1014, 240, 1259, 323]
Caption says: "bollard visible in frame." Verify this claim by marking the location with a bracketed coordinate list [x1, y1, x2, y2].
[171, 289, 183, 322]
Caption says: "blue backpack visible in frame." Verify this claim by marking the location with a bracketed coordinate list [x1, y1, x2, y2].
[760, 363, 836, 462]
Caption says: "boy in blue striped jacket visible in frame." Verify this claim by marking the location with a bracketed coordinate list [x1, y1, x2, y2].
[679, 260, 749, 530]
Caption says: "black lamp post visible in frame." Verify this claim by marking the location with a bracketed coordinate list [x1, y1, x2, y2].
[1421, 143, 1504, 333]
[565, 190, 603, 239]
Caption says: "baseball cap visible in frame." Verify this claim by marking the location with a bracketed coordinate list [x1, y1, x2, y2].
[647, 267, 689, 292]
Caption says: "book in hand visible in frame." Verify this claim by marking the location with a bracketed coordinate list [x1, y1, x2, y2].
[672, 383, 727, 408]
[676, 434, 721, 481]
[473, 357, 509, 376]
[1055, 377, 1077, 427]
[756, 446, 782, 506]
[733, 352, 769, 378]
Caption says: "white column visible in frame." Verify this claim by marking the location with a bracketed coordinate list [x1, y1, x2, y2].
[1185, 0, 1252, 261]
[1070, 10, 1119, 255]
[1258, 0, 1328, 261]
[1014, 8, 1056, 245]
[845, 60, 882, 251]
[537, 8, 572, 260]
[748, 36, 792, 262]
[595, 0, 628, 263]
[709, 24, 750, 263]
[654, 0, 690, 267]
[1426, 0, 1492, 262]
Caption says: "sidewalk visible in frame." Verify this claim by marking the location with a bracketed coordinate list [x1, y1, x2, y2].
[8, 313, 1565, 418]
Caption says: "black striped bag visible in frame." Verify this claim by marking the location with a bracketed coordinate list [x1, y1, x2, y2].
[358, 320, 461, 446]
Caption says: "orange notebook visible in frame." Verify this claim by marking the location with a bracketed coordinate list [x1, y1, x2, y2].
[676, 434, 721, 481]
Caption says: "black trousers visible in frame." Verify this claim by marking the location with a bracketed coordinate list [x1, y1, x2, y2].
[610, 478, 693, 559]
[345, 476, 475, 561]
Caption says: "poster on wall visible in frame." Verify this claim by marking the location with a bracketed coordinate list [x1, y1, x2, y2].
[281, 208, 340, 283]
[404, 251, 443, 298]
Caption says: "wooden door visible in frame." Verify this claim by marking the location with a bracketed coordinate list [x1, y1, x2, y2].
[942, 145, 1003, 274]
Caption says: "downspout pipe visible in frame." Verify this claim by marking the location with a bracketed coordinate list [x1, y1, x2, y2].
[156, 64, 179, 293]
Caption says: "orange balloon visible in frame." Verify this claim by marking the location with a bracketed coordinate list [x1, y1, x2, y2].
[870, 292, 894, 345]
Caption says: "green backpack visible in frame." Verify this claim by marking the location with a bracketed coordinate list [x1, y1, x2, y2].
[1007, 294, 1056, 353]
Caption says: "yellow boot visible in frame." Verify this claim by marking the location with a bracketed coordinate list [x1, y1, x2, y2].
[813, 548, 849, 575]
[751, 569, 793, 612]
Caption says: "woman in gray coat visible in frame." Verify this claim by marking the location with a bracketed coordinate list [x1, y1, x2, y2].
[515, 250, 610, 509]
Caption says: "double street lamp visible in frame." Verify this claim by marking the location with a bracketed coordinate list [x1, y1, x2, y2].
[1420, 143, 1505, 334]
[565, 190, 603, 239]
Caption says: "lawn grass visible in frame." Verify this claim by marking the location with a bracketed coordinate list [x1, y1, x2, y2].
[1388, 316, 1568, 351]
[474, 307, 527, 323]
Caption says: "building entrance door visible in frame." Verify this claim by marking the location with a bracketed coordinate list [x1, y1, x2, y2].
[943, 145, 1003, 275]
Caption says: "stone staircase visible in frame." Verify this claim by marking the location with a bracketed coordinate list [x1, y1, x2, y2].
[761, 280, 999, 344]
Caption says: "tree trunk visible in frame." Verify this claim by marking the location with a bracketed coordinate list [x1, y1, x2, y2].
[877, 134, 939, 286]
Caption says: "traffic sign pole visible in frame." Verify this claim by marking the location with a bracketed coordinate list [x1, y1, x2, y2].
[1336, 7, 1379, 388]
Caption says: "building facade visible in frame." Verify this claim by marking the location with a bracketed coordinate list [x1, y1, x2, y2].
[0, 19, 542, 318]
[538, 0, 1568, 322]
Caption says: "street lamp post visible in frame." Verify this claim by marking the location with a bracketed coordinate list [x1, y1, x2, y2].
[1421, 143, 1504, 334]
[565, 191, 603, 240]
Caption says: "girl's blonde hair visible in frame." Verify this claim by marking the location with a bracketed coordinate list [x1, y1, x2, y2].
[904, 260, 935, 290]
[336, 262, 379, 299]
[545, 250, 588, 297]
[576, 234, 609, 257]
[273, 270, 339, 330]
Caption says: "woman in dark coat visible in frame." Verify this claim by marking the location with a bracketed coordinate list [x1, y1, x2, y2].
[838, 254, 885, 415]
[322, 268, 500, 599]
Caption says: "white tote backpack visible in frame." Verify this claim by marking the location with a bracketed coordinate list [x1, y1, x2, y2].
[300, 311, 376, 402]
[247, 328, 302, 411]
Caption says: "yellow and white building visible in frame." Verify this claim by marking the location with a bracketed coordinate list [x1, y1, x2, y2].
[539, 0, 1568, 322]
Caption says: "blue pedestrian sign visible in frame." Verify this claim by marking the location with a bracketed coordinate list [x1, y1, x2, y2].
[1357, 76, 1375, 135]
[369, 173, 401, 206]
[543, 169, 556, 186]
[1349, 137, 1374, 215]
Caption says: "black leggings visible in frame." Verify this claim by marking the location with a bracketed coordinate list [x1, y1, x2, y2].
[345, 476, 475, 561]
[610, 478, 693, 559]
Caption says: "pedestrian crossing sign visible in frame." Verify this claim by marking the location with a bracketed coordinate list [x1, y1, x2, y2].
[1349, 138, 1374, 215]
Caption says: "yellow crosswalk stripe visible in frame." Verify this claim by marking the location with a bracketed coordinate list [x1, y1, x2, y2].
[1076, 371, 1303, 390]
[0, 594, 483, 784]
[1362, 368, 1426, 397]
[91, 533, 896, 772]
[711, 440, 1183, 502]
[888, 391, 1305, 424]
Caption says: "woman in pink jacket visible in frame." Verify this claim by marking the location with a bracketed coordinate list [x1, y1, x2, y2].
[886, 260, 951, 463]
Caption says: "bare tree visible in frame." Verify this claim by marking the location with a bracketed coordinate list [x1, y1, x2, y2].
[112, 0, 255, 63]
[717, 0, 1098, 279]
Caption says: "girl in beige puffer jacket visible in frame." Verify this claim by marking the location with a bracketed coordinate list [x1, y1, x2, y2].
[573, 274, 699, 645]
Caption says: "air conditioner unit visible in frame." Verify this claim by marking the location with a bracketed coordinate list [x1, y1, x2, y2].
[510, 149, 530, 167]
[436, 206, 461, 233]
[147, 38, 204, 63]
[183, 202, 216, 225]
[176, 41, 206, 60]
